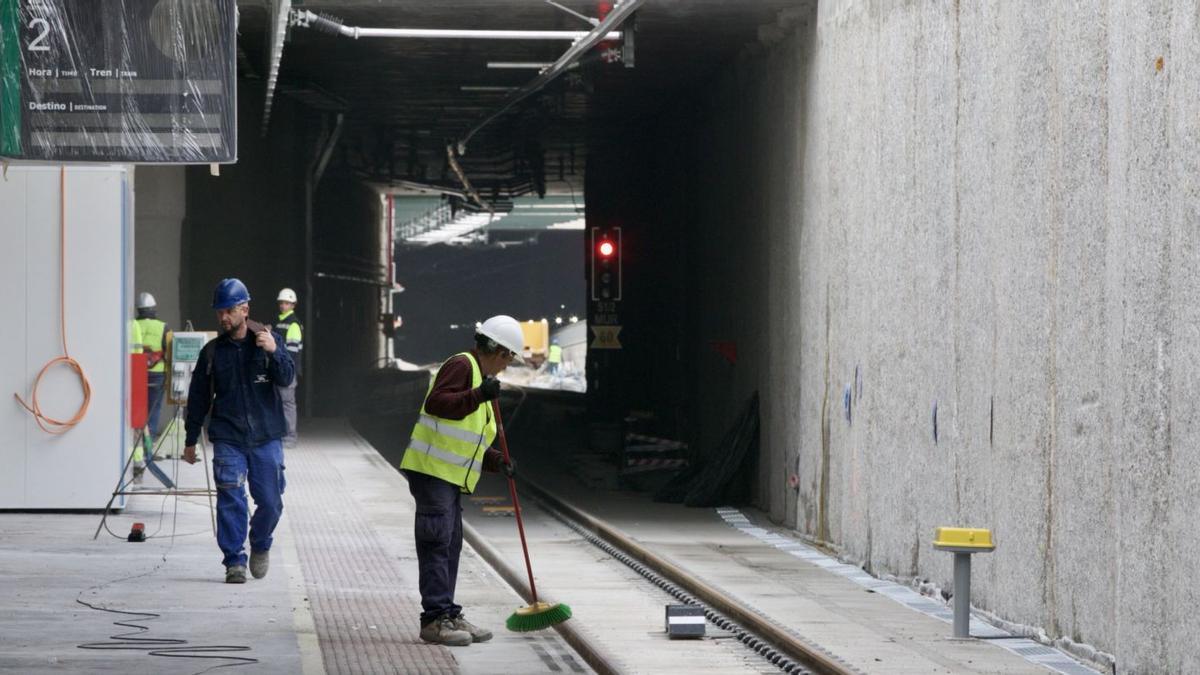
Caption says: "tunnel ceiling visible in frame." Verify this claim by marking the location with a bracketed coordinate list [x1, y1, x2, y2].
[236, 0, 798, 201]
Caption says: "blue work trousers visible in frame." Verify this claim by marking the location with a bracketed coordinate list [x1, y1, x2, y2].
[146, 372, 166, 438]
[213, 440, 286, 568]
[405, 470, 463, 625]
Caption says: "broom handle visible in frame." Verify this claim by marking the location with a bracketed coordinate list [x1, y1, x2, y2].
[493, 400, 538, 603]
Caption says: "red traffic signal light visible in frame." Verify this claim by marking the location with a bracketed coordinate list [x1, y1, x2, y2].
[591, 227, 622, 301]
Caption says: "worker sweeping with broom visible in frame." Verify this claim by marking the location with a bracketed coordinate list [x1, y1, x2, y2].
[400, 315, 570, 646]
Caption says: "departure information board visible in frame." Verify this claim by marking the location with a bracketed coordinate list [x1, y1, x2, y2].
[0, 0, 237, 163]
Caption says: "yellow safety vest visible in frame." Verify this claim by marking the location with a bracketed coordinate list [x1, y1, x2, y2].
[136, 318, 167, 373]
[400, 352, 497, 493]
[548, 344, 562, 363]
[129, 320, 143, 355]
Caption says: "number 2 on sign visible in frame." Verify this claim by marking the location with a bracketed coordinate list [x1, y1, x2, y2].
[28, 18, 50, 51]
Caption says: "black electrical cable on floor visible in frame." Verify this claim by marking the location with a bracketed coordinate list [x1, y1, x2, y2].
[77, 436, 258, 674]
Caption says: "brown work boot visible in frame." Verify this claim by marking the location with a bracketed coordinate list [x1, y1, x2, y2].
[225, 565, 247, 584]
[451, 614, 493, 643]
[419, 616, 472, 646]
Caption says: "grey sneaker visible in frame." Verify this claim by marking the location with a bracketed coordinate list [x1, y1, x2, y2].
[249, 550, 269, 579]
[451, 614, 493, 643]
[225, 565, 247, 584]
[419, 616, 472, 647]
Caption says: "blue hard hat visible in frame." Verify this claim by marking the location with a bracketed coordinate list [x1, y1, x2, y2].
[212, 278, 251, 310]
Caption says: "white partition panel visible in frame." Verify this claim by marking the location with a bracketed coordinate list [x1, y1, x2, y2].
[0, 166, 130, 509]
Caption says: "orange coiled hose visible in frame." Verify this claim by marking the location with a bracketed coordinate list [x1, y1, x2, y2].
[14, 166, 92, 434]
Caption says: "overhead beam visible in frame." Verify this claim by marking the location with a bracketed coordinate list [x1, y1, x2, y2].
[290, 10, 620, 41]
[454, 0, 645, 154]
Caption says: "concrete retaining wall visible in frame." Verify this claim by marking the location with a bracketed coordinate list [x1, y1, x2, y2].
[678, 2, 1200, 671]
[133, 166, 185, 331]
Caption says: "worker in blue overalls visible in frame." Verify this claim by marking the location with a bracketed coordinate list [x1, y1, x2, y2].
[183, 278, 294, 584]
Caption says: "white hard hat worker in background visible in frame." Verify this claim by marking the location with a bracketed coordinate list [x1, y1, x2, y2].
[398, 314, 523, 647]
[274, 288, 302, 447]
[134, 290, 170, 443]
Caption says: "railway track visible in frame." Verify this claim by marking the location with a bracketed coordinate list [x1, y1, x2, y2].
[463, 473, 859, 675]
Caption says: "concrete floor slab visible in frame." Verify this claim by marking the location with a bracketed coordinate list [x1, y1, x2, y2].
[0, 420, 599, 675]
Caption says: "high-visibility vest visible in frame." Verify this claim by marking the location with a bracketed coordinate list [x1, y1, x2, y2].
[136, 318, 166, 373]
[276, 311, 303, 376]
[548, 344, 562, 364]
[129, 320, 143, 354]
[400, 352, 497, 493]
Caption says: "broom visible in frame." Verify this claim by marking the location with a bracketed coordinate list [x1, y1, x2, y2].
[493, 400, 572, 632]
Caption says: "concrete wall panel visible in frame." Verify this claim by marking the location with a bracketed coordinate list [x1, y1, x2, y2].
[639, 1, 1200, 670]
[133, 166, 185, 330]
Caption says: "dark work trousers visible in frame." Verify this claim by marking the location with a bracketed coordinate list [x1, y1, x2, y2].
[405, 470, 463, 625]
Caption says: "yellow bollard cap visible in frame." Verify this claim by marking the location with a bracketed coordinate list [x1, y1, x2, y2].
[933, 527, 995, 552]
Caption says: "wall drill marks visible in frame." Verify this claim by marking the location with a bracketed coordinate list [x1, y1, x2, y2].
[714, 508, 1099, 675]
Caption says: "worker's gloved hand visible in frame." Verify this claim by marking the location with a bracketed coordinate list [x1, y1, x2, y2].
[478, 376, 501, 401]
[503, 458, 516, 478]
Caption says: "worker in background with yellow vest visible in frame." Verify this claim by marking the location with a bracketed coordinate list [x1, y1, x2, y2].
[275, 288, 302, 448]
[400, 314, 522, 647]
[135, 292, 169, 439]
[547, 338, 563, 375]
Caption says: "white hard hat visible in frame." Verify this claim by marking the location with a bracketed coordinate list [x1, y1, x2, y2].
[477, 315, 525, 356]
[277, 288, 298, 303]
[136, 292, 156, 309]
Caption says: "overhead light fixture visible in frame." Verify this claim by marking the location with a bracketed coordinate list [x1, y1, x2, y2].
[486, 61, 579, 71]
[488, 61, 551, 69]
[460, 85, 519, 92]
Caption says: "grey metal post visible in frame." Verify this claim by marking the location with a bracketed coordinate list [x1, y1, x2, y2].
[953, 552, 971, 638]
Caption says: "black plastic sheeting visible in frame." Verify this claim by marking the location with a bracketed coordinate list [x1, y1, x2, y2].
[656, 392, 759, 508]
[0, 0, 236, 162]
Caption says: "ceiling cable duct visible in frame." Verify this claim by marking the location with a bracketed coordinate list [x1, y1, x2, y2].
[446, 145, 493, 213]
[453, 0, 646, 156]
[261, 0, 292, 135]
[544, 0, 600, 27]
[290, 10, 619, 41]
